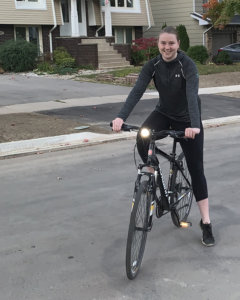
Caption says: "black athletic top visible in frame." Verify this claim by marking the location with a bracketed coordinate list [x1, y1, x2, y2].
[117, 51, 201, 128]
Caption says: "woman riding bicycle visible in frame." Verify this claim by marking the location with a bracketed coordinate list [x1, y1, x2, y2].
[112, 26, 215, 247]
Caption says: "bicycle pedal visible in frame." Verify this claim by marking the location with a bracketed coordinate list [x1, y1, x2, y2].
[180, 221, 192, 228]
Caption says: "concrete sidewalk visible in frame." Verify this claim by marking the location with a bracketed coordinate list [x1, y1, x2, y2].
[1, 85, 240, 158]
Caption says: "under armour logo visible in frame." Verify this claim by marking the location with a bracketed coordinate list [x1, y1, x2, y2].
[175, 74, 181, 78]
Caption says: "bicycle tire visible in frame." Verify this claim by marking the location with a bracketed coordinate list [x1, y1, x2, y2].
[170, 152, 193, 227]
[126, 180, 152, 279]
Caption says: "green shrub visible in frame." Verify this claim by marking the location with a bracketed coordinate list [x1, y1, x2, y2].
[36, 61, 54, 73]
[148, 46, 160, 59]
[176, 24, 190, 52]
[54, 66, 78, 75]
[214, 50, 233, 65]
[131, 49, 145, 66]
[187, 45, 209, 64]
[53, 47, 76, 67]
[0, 39, 38, 72]
[78, 64, 95, 70]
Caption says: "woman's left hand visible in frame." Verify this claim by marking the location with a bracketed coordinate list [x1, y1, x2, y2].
[185, 128, 200, 139]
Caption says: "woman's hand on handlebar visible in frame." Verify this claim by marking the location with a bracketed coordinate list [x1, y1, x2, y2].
[112, 118, 124, 132]
[185, 128, 200, 139]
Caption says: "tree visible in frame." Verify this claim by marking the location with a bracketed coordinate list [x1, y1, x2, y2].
[203, 0, 240, 29]
[176, 24, 190, 52]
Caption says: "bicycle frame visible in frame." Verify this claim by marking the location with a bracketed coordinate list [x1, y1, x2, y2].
[133, 137, 191, 217]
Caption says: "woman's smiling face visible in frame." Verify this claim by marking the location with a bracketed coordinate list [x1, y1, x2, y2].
[158, 32, 180, 62]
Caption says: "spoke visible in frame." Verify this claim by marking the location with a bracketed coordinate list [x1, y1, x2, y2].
[173, 156, 193, 222]
[130, 189, 148, 270]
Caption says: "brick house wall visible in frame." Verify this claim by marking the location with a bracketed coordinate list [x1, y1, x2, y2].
[42, 26, 60, 54]
[113, 44, 131, 61]
[55, 37, 98, 68]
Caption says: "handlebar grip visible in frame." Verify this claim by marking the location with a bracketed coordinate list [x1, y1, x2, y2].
[110, 122, 139, 132]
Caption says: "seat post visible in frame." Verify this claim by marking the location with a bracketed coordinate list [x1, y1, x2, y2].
[171, 138, 178, 157]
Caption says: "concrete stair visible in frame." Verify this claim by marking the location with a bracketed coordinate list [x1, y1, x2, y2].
[81, 38, 130, 70]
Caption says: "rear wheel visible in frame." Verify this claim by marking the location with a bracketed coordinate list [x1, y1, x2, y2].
[126, 180, 152, 280]
[170, 153, 193, 227]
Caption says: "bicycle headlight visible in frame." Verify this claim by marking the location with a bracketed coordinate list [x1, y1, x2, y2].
[140, 128, 150, 138]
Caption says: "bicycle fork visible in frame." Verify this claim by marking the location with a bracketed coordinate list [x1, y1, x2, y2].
[131, 169, 155, 232]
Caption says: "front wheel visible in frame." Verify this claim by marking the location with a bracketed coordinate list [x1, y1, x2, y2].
[170, 153, 193, 227]
[126, 180, 152, 280]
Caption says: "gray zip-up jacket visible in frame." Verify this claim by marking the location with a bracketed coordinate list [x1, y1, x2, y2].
[117, 51, 201, 129]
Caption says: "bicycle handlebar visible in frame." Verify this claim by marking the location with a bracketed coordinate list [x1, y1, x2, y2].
[110, 122, 139, 132]
[110, 122, 185, 139]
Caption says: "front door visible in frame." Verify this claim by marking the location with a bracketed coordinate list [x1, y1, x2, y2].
[60, 0, 87, 37]
[77, 0, 87, 36]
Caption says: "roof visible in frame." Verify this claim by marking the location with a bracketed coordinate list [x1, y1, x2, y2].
[191, 12, 240, 26]
[190, 12, 210, 26]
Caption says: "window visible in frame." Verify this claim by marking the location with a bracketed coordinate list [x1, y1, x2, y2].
[114, 27, 134, 44]
[15, 26, 42, 55]
[103, 0, 133, 7]
[16, 27, 26, 40]
[77, 0, 82, 23]
[61, 0, 69, 22]
[110, 0, 133, 7]
[15, 0, 46, 10]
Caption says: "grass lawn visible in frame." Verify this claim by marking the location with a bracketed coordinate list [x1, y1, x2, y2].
[77, 63, 240, 82]
[196, 62, 240, 75]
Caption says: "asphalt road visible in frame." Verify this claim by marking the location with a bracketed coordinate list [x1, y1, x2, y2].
[0, 74, 133, 106]
[40, 94, 240, 131]
[0, 123, 239, 300]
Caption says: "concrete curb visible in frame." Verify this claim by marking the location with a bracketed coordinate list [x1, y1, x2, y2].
[145, 85, 240, 96]
[1, 115, 240, 158]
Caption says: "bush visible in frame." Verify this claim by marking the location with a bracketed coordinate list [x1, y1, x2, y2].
[187, 45, 209, 64]
[0, 39, 38, 72]
[131, 37, 159, 66]
[131, 50, 145, 66]
[36, 61, 54, 73]
[54, 66, 78, 75]
[78, 64, 95, 70]
[53, 47, 76, 67]
[214, 50, 233, 65]
[176, 24, 190, 52]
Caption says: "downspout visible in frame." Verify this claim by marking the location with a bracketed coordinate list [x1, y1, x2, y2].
[96, 0, 104, 37]
[203, 25, 213, 46]
[49, 0, 57, 60]
[144, 0, 151, 32]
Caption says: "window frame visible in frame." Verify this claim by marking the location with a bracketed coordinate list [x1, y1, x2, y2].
[14, 25, 43, 55]
[113, 26, 135, 44]
[15, 0, 47, 10]
[101, 0, 140, 13]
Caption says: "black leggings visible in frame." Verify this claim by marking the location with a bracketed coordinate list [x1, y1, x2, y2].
[136, 110, 208, 202]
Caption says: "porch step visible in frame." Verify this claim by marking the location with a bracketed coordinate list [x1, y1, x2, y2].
[81, 38, 131, 70]
[98, 53, 128, 63]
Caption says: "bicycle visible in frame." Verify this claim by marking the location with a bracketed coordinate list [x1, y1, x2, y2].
[116, 123, 193, 280]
